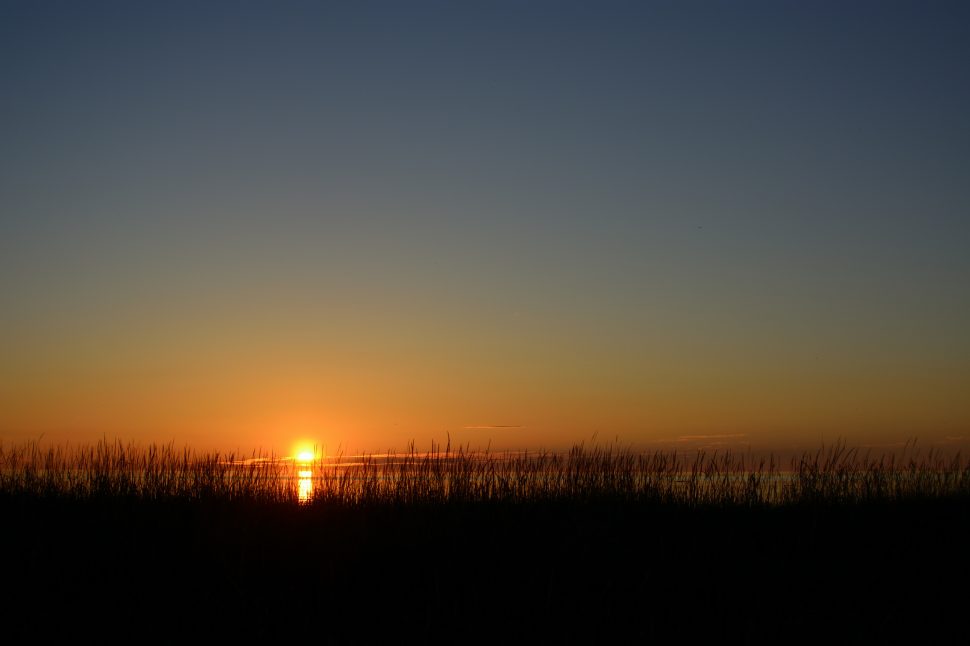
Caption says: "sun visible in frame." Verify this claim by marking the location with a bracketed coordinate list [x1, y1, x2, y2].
[287, 437, 326, 466]
[297, 450, 315, 463]
[292, 440, 322, 464]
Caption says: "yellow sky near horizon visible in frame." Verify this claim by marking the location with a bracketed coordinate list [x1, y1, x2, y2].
[2, 309, 966, 454]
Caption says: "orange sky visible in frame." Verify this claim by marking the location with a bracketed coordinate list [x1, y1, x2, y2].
[2, 297, 967, 454]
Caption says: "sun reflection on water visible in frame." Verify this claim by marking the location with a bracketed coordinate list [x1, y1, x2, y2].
[297, 469, 313, 503]
[294, 445, 318, 503]
[298, 468, 313, 503]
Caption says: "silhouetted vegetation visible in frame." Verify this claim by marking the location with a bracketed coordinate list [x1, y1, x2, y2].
[3, 439, 966, 505]
[2, 440, 967, 642]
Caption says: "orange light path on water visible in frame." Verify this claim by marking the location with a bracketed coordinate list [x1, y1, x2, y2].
[298, 471, 313, 503]
[294, 443, 319, 503]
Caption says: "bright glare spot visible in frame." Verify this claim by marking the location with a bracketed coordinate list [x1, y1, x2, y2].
[297, 450, 315, 463]
[298, 470, 313, 503]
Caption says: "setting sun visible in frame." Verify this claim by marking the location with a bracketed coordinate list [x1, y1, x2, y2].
[296, 449, 316, 463]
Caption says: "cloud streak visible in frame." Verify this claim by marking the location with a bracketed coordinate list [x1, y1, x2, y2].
[676, 434, 748, 442]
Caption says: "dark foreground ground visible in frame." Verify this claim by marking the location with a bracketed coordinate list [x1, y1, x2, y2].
[3, 496, 967, 643]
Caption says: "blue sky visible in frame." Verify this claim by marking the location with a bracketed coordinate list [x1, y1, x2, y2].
[1, 1, 968, 451]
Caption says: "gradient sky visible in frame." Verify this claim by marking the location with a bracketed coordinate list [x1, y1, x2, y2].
[1, 1, 968, 454]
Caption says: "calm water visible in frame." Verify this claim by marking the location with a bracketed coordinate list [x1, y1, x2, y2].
[298, 469, 313, 503]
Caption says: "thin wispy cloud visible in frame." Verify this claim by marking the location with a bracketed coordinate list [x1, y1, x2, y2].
[676, 434, 748, 442]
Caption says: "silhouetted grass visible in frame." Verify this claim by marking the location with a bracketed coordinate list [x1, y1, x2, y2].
[2, 439, 966, 505]
[2, 439, 967, 642]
